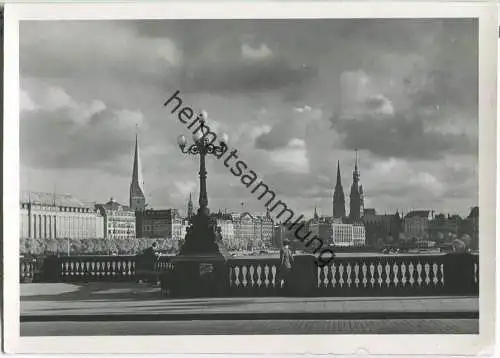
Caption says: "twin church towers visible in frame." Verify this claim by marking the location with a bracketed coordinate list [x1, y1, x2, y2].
[332, 149, 364, 223]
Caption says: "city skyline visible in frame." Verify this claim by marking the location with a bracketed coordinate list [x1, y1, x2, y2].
[20, 19, 478, 217]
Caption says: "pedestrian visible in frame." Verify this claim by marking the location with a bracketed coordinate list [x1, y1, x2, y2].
[279, 239, 294, 293]
[137, 242, 160, 284]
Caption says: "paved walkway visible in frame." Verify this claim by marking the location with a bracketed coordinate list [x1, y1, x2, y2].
[22, 319, 479, 336]
[21, 283, 478, 321]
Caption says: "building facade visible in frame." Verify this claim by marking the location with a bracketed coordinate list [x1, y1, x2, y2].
[19, 191, 104, 239]
[332, 222, 366, 247]
[210, 211, 237, 249]
[136, 208, 184, 240]
[253, 210, 274, 248]
[96, 198, 136, 240]
[362, 209, 402, 246]
[403, 210, 434, 241]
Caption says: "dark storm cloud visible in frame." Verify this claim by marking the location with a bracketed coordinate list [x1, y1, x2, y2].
[171, 60, 317, 94]
[20, 106, 138, 172]
[330, 111, 477, 160]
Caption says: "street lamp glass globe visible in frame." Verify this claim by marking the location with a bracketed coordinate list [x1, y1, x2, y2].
[220, 132, 229, 144]
[177, 135, 187, 147]
[200, 110, 208, 122]
[193, 131, 203, 142]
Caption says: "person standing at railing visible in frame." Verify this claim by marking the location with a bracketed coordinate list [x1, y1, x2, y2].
[137, 242, 160, 284]
[279, 239, 294, 294]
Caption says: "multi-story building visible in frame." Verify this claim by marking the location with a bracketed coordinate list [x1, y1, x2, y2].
[428, 213, 461, 242]
[331, 222, 366, 247]
[233, 212, 255, 250]
[253, 210, 274, 248]
[135, 208, 184, 240]
[96, 198, 136, 239]
[19, 190, 104, 239]
[403, 210, 434, 241]
[210, 211, 236, 249]
[362, 209, 402, 245]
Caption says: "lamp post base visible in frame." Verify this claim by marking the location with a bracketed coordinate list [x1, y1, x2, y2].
[167, 211, 229, 298]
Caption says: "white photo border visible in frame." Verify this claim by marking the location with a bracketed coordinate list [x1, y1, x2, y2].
[3, 1, 497, 355]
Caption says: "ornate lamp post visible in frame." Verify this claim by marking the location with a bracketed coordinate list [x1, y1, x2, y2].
[168, 112, 230, 297]
[175, 111, 229, 257]
[177, 112, 228, 219]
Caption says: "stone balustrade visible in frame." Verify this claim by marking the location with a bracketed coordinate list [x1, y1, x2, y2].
[19, 253, 479, 296]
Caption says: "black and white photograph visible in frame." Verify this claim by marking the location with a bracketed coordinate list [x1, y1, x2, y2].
[3, 1, 497, 356]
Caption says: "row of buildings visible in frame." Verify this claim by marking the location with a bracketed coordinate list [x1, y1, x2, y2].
[18, 191, 276, 250]
[20, 133, 479, 250]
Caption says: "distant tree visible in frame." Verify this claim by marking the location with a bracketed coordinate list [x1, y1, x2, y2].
[71, 238, 83, 254]
[19, 237, 27, 254]
[45, 238, 58, 254]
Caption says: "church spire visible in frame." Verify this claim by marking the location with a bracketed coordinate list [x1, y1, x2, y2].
[129, 127, 146, 211]
[187, 192, 194, 219]
[349, 149, 362, 223]
[333, 160, 346, 219]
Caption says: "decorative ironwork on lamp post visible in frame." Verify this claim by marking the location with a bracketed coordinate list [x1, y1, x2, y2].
[177, 111, 229, 218]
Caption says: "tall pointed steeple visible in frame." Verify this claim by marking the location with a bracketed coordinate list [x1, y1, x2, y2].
[349, 149, 362, 223]
[333, 160, 346, 219]
[129, 127, 146, 211]
[187, 192, 194, 219]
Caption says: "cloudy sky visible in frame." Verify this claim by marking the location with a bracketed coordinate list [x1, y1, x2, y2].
[19, 19, 478, 217]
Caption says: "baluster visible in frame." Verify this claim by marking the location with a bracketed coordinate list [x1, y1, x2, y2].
[393, 263, 399, 287]
[346, 263, 352, 288]
[317, 265, 322, 288]
[91, 261, 96, 276]
[112, 261, 117, 276]
[249, 265, 255, 288]
[408, 262, 415, 286]
[362, 262, 368, 287]
[401, 262, 407, 286]
[416, 262, 423, 286]
[229, 266, 233, 287]
[354, 263, 360, 288]
[241, 266, 248, 288]
[377, 263, 383, 287]
[337, 263, 343, 288]
[264, 265, 270, 288]
[385, 262, 391, 287]
[432, 263, 438, 286]
[424, 263, 431, 286]
[107, 261, 112, 276]
[329, 264, 335, 288]
[271, 265, 277, 288]
[474, 263, 478, 283]
[70, 261, 75, 276]
[369, 263, 375, 287]
[96, 261, 102, 276]
[440, 263, 445, 285]
[234, 266, 241, 287]
[256, 265, 262, 287]
[64, 261, 70, 276]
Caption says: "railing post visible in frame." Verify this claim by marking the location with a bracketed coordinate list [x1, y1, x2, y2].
[290, 254, 317, 296]
[444, 252, 476, 295]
